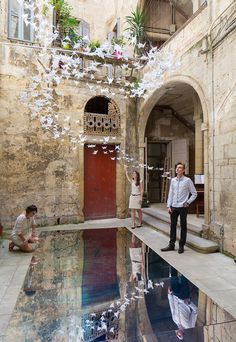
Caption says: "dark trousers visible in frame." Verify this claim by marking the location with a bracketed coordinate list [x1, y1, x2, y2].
[169, 207, 188, 248]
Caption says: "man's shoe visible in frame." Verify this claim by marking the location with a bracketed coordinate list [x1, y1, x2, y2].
[178, 247, 184, 254]
[161, 245, 175, 252]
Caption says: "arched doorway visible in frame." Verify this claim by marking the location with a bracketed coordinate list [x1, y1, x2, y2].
[83, 96, 120, 220]
[142, 81, 205, 218]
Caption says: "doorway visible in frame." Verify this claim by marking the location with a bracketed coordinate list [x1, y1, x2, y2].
[147, 142, 167, 203]
[84, 144, 116, 219]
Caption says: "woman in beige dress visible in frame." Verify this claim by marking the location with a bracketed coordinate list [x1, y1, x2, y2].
[124, 166, 144, 229]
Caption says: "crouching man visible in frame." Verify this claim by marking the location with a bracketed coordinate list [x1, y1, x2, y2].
[9, 205, 39, 253]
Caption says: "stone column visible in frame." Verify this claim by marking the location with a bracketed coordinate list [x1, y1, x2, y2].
[78, 144, 85, 222]
[193, 97, 204, 174]
[139, 143, 146, 189]
[202, 122, 210, 227]
[116, 159, 127, 218]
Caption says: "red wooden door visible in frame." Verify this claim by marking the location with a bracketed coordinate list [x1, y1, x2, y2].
[84, 144, 116, 219]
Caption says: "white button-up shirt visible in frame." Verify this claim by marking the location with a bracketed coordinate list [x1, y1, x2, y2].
[168, 293, 198, 330]
[167, 176, 197, 208]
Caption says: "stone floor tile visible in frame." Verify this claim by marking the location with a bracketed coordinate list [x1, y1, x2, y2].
[1, 285, 22, 303]
[0, 299, 16, 314]
[0, 314, 11, 338]
[0, 286, 8, 301]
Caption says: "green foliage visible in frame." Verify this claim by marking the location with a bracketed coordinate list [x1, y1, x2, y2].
[49, 0, 78, 39]
[88, 40, 101, 52]
[126, 6, 146, 53]
[132, 79, 140, 89]
[111, 36, 125, 47]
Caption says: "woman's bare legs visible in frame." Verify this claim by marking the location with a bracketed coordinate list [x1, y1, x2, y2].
[131, 209, 136, 228]
[137, 209, 142, 226]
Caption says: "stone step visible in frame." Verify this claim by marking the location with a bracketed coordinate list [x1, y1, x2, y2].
[142, 213, 219, 254]
[142, 207, 202, 237]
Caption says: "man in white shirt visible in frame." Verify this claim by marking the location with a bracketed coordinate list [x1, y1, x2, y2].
[9, 204, 39, 252]
[161, 163, 197, 254]
[168, 275, 198, 340]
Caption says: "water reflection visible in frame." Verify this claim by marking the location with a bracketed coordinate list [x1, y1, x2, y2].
[23, 256, 39, 297]
[129, 233, 144, 283]
[4, 229, 236, 342]
[168, 273, 198, 340]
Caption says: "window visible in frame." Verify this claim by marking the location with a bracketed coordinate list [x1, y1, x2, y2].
[84, 97, 121, 136]
[78, 20, 90, 40]
[85, 96, 110, 114]
[8, 0, 34, 41]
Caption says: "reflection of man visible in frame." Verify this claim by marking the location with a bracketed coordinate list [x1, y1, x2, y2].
[168, 275, 198, 340]
[129, 234, 144, 282]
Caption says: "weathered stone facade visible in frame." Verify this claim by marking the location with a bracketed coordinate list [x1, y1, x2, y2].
[138, 1, 236, 255]
[0, 45, 132, 225]
[0, 1, 236, 255]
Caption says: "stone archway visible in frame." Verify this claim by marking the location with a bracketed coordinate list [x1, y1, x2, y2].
[138, 75, 209, 141]
[138, 76, 210, 225]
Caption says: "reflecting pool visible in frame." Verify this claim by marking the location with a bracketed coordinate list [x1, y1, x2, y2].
[5, 228, 236, 341]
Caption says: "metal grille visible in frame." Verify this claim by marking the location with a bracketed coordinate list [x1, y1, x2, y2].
[84, 101, 121, 136]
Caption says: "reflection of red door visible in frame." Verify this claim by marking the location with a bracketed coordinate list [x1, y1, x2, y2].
[84, 144, 116, 219]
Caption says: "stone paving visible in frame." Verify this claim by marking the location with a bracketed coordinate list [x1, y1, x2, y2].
[0, 216, 236, 340]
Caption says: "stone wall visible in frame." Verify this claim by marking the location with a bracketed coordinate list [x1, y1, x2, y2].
[198, 291, 236, 342]
[0, 39, 134, 226]
[0, 0, 236, 255]
[139, 0, 236, 255]
[67, 0, 138, 41]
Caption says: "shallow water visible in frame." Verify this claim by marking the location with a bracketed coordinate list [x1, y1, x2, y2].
[5, 228, 236, 341]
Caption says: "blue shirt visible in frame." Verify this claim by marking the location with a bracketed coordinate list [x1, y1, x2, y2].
[167, 176, 197, 208]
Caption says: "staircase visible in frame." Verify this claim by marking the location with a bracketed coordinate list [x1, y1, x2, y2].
[142, 206, 219, 254]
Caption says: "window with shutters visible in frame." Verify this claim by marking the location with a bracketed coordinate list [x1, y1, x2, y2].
[78, 20, 90, 40]
[8, 0, 34, 42]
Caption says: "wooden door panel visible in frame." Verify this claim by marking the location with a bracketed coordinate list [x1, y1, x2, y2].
[84, 145, 116, 219]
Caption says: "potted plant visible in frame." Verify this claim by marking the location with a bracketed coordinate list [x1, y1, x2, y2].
[111, 36, 125, 47]
[62, 36, 72, 49]
[125, 6, 146, 56]
[111, 36, 125, 59]
[88, 40, 101, 52]
[49, 0, 79, 43]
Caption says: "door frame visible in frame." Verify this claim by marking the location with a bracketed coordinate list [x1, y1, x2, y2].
[78, 140, 126, 222]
